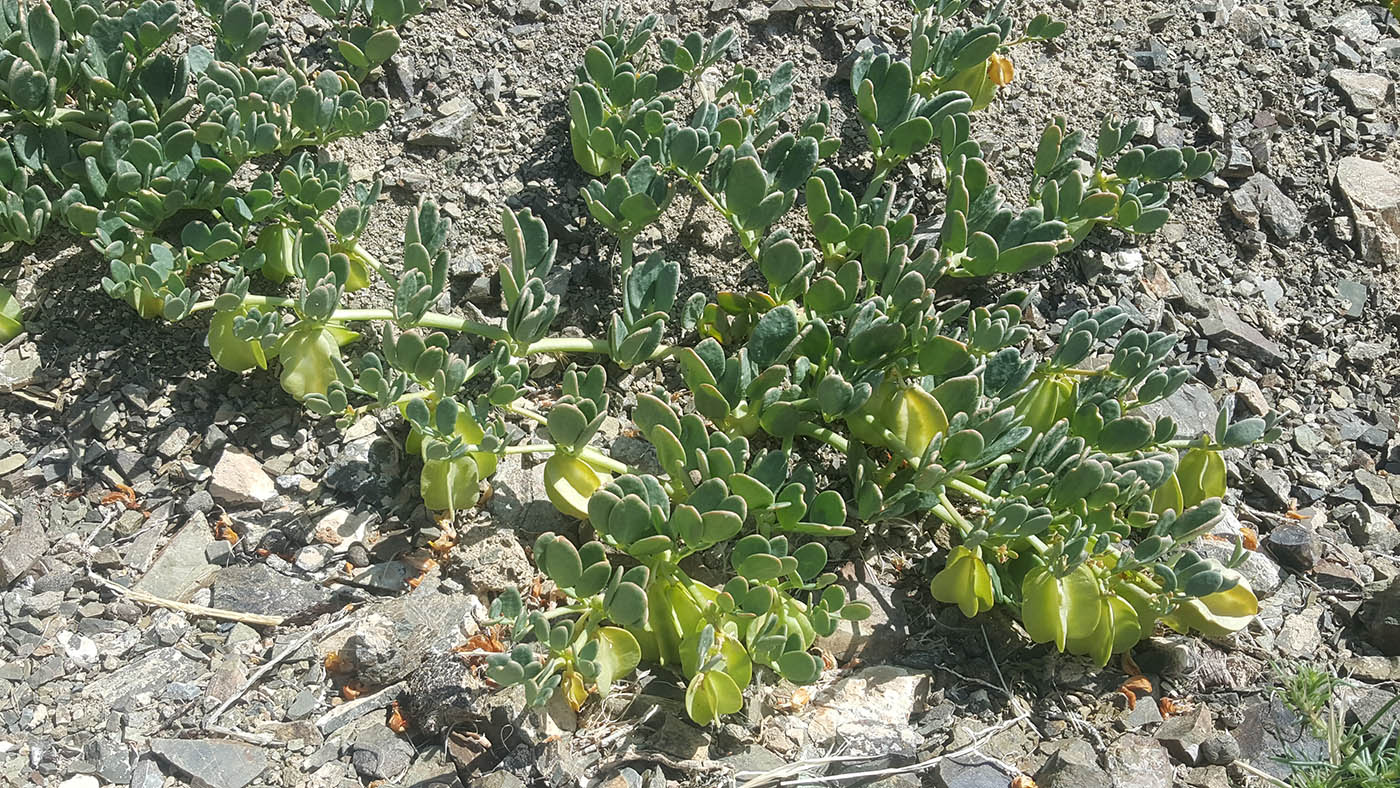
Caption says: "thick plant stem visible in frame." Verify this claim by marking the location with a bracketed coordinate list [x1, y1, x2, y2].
[495, 439, 634, 476]
[523, 336, 675, 361]
[684, 174, 759, 260]
[618, 233, 635, 282]
[191, 295, 668, 355]
[939, 491, 973, 534]
[947, 476, 993, 505]
[794, 422, 850, 453]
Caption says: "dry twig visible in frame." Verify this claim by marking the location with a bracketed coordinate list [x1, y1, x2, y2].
[737, 713, 1031, 787]
[88, 571, 286, 627]
[205, 616, 352, 727]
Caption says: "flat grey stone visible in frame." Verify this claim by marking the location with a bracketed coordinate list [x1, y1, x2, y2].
[1335, 156, 1400, 267]
[1155, 704, 1216, 765]
[0, 510, 47, 585]
[1228, 174, 1303, 241]
[149, 737, 269, 788]
[1110, 734, 1173, 788]
[349, 722, 413, 781]
[1138, 383, 1217, 440]
[815, 578, 908, 665]
[209, 563, 330, 618]
[83, 646, 200, 704]
[410, 104, 476, 148]
[135, 512, 217, 602]
[331, 578, 469, 686]
[0, 347, 40, 394]
[1037, 738, 1112, 788]
[1328, 69, 1393, 113]
[1198, 305, 1286, 366]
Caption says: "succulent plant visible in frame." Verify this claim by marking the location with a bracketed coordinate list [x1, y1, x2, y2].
[1, 0, 1275, 731]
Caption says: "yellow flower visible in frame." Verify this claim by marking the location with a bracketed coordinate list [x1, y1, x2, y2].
[988, 53, 1014, 87]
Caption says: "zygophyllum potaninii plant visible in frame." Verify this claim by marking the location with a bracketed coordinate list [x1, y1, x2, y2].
[0, 0, 1278, 727]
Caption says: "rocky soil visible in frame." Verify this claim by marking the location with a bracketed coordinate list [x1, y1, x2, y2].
[1, 0, 1399, 786]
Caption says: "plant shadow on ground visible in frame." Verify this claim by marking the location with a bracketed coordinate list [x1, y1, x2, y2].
[13, 236, 308, 489]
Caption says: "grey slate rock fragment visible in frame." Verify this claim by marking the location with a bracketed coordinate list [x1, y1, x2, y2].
[129, 756, 164, 788]
[484, 455, 574, 540]
[1138, 382, 1217, 439]
[1155, 704, 1216, 765]
[1036, 738, 1112, 788]
[148, 737, 269, 788]
[334, 577, 469, 685]
[183, 488, 215, 514]
[1330, 9, 1378, 48]
[410, 104, 477, 148]
[134, 512, 218, 602]
[1229, 174, 1304, 241]
[814, 578, 908, 665]
[209, 448, 277, 507]
[0, 506, 47, 585]
[1198, 305, 1285, 365]
[1360, 577, 1400, 656]
[1231, 697, 1327, 781]
[1109, 734, 1173, 788]
[1327, 69, 1394, 114]
[349, 723, 414, 781]
[1339, 685, 1400, 732]
[1198, 734, 1241, 766]
[931, 759, 1009, 788]
[0, 346, 41, 393]
[770, 0, 836, 11]
[1336, 279, 1368, 317]
[209, 563, 331, 618]
[324, 435, 400, 497]
[204, 539, 234, 566]
[1341, 502, 1400, 551]
[476, 772, 528, 788]
[1263, 523, 1320, 571]
[82, 646, 199, 704]
[1334, 156, 1400, 267]
[84, 736, 132, 783]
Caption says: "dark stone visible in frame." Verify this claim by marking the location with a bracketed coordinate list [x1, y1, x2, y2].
[1263, 523, 1320, 571]
[932, 759, 1015, 788]
[1037, 738, 1112, 788]
[84, 736, 132, 783]
[1155, 704, 1216, 765]
[183, 489, 215, 514]
[350, 723, 414, 781]
[1198, 306, 1286, 366]
[1180, 84, 1214, 120]
[149, 738, 269, 788]
[402, 651, 498, 737]
[324, 436, 401, 498]
[209, 563, 331, 618]
[1361, 577, 1400, 656]
[1229, 174, 1304, 241]
[204, 540, 234, 566]
[346, 543, 372, 568]
[0, 505, 47, 585]
[1133, 36, 1171, 70]
[409, 104, 477, 148]
[1232, 697, 1328, 780]
[286, 689, 318, 720]
[1198, 734, 1241, 766]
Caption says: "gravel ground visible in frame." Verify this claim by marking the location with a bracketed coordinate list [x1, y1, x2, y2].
[1, 0, 1399, 786]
